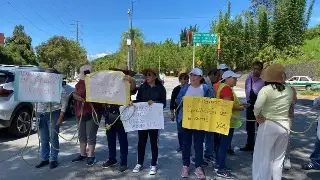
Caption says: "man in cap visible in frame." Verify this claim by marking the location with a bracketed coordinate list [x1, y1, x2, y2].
[102, 64, 137, 172]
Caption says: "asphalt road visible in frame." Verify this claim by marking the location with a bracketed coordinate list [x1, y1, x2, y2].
[0, 77, 319, 180]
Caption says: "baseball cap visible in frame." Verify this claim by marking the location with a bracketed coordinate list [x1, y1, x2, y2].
[218, 64, 229, 70]
[221, 70, 242, 80]
[189, 68, 203, 76]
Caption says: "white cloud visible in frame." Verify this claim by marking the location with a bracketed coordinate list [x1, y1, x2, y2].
[311, 17, 320, 22]
[88, 51, 112, 61]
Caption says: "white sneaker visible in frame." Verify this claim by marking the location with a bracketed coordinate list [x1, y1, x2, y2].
[132, 164, 142, 173]
[149, 166, 157, 175]
[283, 159, 291, 170]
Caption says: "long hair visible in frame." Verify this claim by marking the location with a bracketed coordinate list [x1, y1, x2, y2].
[265, 82, 286, 92]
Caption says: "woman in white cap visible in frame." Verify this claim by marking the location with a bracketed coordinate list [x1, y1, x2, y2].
[71, 65, 103, 166]
[176, 68, 213, 179]
[215, 70, 246, 179]
[252, 64, 294, 180]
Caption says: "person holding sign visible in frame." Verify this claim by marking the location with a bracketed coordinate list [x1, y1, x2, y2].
[102, 65, 137, 172]
[215, 70, 245, 179]
[170, 73, 189, 152]
[252, 64, 294, 180]
[175, 68, 213, 179]
[71, 65, 103, 166]
[35, 68, 68, 169]
[132, 68, 166, 175]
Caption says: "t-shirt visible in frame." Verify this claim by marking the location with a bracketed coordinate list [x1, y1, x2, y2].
[219, 86, 234, 101]
[185, 85, 204, 96]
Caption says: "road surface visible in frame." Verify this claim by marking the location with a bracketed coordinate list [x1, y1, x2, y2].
[0, 77, 319, 180]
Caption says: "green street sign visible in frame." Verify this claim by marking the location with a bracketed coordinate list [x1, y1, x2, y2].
[192, 32, 218, 44]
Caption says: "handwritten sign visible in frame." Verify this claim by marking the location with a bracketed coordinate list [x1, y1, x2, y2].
[182, 96, 233, 135]
[14, 71, 62, 102]
[119, 102, 164, 132]
[85, 71, 130, 105]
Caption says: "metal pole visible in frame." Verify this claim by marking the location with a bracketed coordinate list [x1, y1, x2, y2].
[130, 2, 133, 70]
[192, 43, 196, 69]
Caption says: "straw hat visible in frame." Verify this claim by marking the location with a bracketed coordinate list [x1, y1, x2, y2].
[109, 64, 136, 77]
[142, 68, 159, 77]
[261, 64, 285, 83]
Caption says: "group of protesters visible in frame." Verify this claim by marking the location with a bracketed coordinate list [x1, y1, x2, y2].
[32, 62, 320, 180]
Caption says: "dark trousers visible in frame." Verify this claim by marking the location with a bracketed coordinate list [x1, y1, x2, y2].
[177, 120, 183, 148]
[216, 128, 234, 171]
[137, 129, 159, 166]
[213, 132, 220, 153]
[182, 128, 205, 168]
[246, 105, 258, 148]
[107, 125, 128, 166]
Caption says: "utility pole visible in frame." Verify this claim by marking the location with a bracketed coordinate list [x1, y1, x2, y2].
[71, 21, 82, 43]
[127, 1, 139, 71]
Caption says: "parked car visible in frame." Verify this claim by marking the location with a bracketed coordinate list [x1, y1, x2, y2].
[134, 74, 144, 88]
[285, 76, 320, 90]
[0, 66, 75, 137]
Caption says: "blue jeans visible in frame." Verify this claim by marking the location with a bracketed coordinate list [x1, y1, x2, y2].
[204, 132, 214, 159]
[38, 110, 60, 161]
[310, 136, 320, 168]
[216, 128, 234, 171]
[107, 124, 128, 166]
[182, 128, 205, 168]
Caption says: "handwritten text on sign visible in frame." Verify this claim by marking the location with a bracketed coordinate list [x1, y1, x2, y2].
[14, 71, 62, 102]
[85, 71, 130, 105]
[119, 102, 164, 132]
[182, 96, 233, 135]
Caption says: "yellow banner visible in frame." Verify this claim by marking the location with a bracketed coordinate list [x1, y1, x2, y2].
[182, 96, 233, 135]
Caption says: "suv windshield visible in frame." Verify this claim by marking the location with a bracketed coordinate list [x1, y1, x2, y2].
[0, 72, 14, 84]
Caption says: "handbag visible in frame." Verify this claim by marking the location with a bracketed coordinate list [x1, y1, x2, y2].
[248, 77, 258, 105]
[104, 104, 121, 125]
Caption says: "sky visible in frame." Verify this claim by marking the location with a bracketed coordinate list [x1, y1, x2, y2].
[1, 0, 320, 61]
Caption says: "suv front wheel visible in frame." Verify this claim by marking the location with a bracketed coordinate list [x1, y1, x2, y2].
[9, 108, 32, 137]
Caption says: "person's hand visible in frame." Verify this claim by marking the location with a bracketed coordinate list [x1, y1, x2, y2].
[256, 114, 266, 124]
[123, 75, 132, 83]
[128, 101, 133, 107]
[56, 117, 63, 126]
[148, 100, 153, 105]
[170, 111, 175, 122]
[73, 93, 85, 103]
[238, 104, 246, 111]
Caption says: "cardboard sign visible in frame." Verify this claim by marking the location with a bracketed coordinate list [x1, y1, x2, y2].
[182, 96, 233, 135]
[85, 71, 130, 105]
[119, 102, 164, 132]
[14, 71, 62, 102]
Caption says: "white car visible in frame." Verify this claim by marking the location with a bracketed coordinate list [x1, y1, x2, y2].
[0, 66, 75, 137]
[285, 76, 320, 90]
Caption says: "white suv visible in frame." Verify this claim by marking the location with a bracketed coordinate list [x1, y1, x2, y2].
[0, 65, 75, 137]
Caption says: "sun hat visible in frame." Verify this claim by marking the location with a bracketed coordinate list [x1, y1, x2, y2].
[261, 64, 285, 83]
[109, 64, 136, 77]
[189, 68, 203, 76]
[221, 70, 242, 80]
[142, 68, 159, 77]
[79, 65, 92, 80]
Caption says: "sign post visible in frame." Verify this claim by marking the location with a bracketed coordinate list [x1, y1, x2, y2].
[192, 32, 218, 68]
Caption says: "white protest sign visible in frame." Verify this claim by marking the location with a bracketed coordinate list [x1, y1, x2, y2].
[119, 102, 164, 132]
[14, 71, 62, 102]
[85, 71, 130, 105]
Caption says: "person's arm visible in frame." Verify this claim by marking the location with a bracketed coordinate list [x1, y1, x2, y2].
[253, 87, 267, 117]
[291, 86, 297, 105]
[160, 86, 167, 109]
[170, 86, 180, 111]
[245, 76, 250, 102]
[57, 89, 68, 125]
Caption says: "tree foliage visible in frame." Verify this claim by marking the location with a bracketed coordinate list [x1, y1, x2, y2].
[36, 36, 88, 75]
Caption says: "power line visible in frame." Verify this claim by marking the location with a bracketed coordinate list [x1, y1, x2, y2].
[70, 21, 83, 43]
[51, 0, 74, 21]
[6, 0, 50, 36]
[24, 0, 66, 34]
[44, 0, 70, 31]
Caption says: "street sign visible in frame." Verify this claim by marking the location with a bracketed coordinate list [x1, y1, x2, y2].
[193, 32, 218, 44]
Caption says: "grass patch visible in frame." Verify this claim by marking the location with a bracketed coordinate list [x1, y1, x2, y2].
[300, 90, 320, 96]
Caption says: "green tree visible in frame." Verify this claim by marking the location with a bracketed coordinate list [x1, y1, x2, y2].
[5, 25, 37, 65]
[36, 36, 87, 76]
[257, 5, 269, 49]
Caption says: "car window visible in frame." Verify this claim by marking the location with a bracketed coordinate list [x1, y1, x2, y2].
[134, 75, 144, 79]
[300, 77, 309, 81]
[0, 73, 14, 84]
